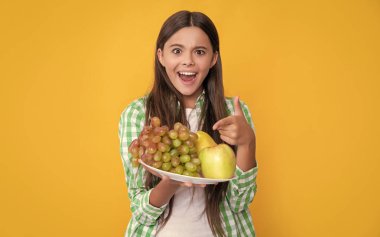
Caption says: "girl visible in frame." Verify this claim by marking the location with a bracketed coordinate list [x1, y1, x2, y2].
[119, 10, 258, 237]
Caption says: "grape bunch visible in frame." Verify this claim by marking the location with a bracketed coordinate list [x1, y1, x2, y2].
[128, 116, 201, 177]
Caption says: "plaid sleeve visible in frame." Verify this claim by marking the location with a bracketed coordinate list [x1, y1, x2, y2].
[225, 98, 258, 213]
[226, 165, 258, 213]
[119, 98, 167, 226]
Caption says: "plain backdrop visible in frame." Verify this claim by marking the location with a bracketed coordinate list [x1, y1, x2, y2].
[1, 0, 379, 236]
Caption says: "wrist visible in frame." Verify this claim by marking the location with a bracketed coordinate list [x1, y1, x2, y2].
[237, 141, 257, 170]
[238, 140, 255, 155]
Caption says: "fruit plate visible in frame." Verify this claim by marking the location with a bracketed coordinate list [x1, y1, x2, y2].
[139, 160, 233, 185]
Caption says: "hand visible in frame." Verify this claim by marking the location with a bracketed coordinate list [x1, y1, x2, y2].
[212, 96, 255, 147]
[141, 161, 206, 188]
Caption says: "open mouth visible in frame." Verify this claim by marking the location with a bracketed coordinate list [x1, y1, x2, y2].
[177, 71, 197, 81]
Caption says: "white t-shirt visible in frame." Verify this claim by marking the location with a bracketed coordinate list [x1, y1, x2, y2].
[156, 108, 214, 237]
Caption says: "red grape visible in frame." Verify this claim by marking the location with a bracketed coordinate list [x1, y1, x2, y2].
[152, 135, 161, 143]
[150, 117, 161, 128]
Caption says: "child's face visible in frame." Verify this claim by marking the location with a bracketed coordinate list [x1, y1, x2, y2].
[157, 26, 218, 107]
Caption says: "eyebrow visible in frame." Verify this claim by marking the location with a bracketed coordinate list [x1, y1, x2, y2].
[168, 44, 208, 50]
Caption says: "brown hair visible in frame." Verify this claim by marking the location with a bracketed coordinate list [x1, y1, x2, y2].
[145, 10, 230, 237]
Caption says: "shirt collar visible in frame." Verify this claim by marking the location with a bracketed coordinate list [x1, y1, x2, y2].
[194, 90, 205, 109]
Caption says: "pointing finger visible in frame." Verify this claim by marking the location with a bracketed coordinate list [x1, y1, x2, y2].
[212, 116, 234, 130]
[234, 96, 244, 116]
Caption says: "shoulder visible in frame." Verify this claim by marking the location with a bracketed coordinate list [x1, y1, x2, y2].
[224, 96, 251, 115]
[120, 96, 147, 122]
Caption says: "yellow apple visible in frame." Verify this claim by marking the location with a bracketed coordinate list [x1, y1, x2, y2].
[199, 144, 236, 179]
[195, 131, 236, 179]
[195, 131, 217, 153]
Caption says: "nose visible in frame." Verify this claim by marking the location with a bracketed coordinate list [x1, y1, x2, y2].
[182, 52, 194, 66]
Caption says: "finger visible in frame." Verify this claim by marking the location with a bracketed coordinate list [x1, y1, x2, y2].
[141, 162, 162, 177]
[182, 182, 193, 187]
[217, 129, 237, 139]
[234, 96, 244, 116]
[148, 168, 162, 178]
[215, 124, 234, 132]
[220, 134, 237, 145]
[213, 116, 234, 130]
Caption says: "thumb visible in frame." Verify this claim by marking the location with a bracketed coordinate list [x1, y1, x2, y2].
[234, 96, 244, 116]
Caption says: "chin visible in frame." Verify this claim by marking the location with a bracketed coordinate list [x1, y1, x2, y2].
[179, 90, 196, 97]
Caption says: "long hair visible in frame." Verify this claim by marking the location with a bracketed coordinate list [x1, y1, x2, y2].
[145, 10, 230, 237]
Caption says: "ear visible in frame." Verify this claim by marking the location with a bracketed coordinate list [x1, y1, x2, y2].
[210, 51, 218, 68]
[157, 48, 165, 67]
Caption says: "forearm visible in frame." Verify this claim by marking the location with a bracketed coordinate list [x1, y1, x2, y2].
[236, 141, 257, 172]
[226, 162, 258, 212]
[149, 178, 180, 208]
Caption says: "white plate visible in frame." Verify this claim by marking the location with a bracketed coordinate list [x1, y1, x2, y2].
[139, 159, 233, 185]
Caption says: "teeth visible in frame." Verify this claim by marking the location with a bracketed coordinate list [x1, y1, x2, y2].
[179, 72, 196, 76]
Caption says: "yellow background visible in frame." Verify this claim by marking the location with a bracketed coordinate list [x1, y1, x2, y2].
[1, 0, 379, 236]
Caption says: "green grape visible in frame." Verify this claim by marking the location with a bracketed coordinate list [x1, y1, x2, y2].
[178, 144, 190, 155]
[180, 154, 191, 163]
[182, 170, 192, 177]
[162, 152, 171, 162]
[162, 136, 172, 146]
[168, 130, 178, 139]
[169, 167, 176, 173]
[162, 162, 172, 171]
[184, 139, 194, 148]
[174, 165, 184, 175]
[189, 132, 198, 142]
[152, 161, 163, 169]
[174, 122, 183, 131]
[192, 172, 201, 177]
[178, 126, 189, 133]
[185, 162, 197, 172]
[178, 131, 190, 141]
[169, 148, 179, 157]
[189, 147, 197, 155]
[171, 156, 180, 167]
[191, 158, 201, 166]
[153, 151, 162, 161]
[172, 139, 181, 148]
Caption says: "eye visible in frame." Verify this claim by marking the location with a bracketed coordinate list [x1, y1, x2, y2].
[172, 48, 182, 54]
[195, 49, 206, 55]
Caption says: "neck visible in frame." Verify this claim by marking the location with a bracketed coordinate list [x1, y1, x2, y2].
[183, 99, 196, 109]
[183, 88, 203, 109]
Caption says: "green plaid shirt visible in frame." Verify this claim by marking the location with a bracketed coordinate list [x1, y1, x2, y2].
[118, 93, 258, 237]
